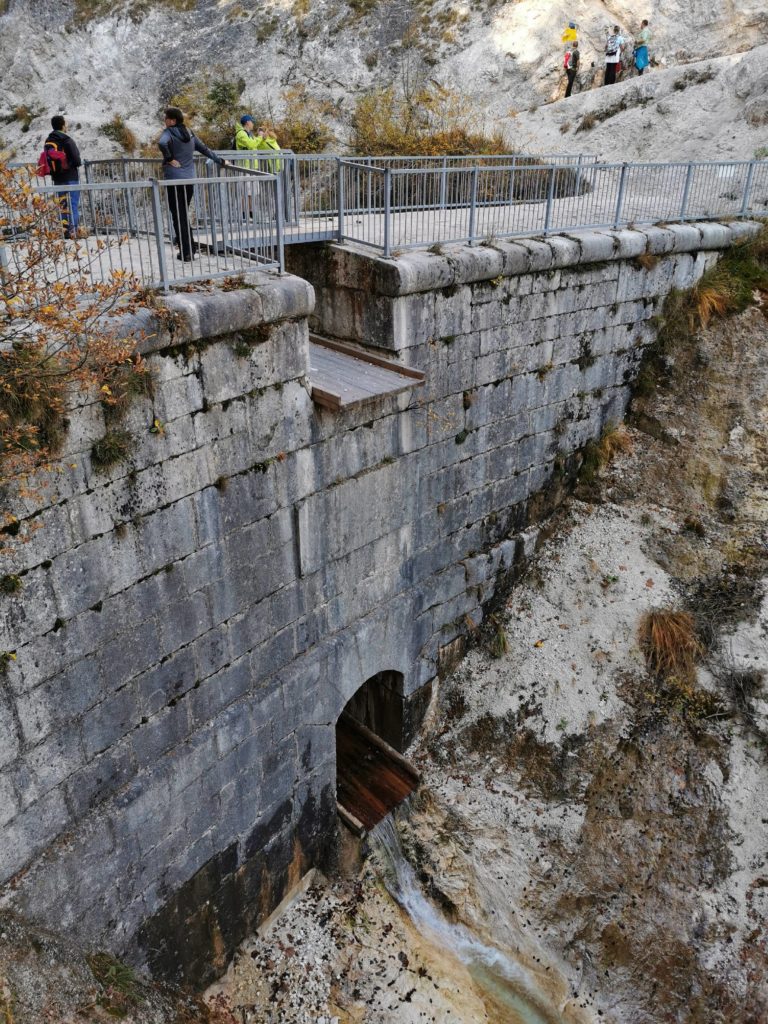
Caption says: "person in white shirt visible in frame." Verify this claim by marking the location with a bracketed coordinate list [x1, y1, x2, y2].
[603, 25, 624, 85]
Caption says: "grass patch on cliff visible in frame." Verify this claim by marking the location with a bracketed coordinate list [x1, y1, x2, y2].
[87, 952, 141, 1015]
[579, 423, 633, 486]
[73, 0, 195, 24]
[100, 115, 138, 153]
[91, 429, 133, 472]
[637, 609, 722, 720]
[634, 226, 768, 397]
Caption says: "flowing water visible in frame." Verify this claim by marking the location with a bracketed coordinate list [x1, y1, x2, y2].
[368, 816, 566, 1024]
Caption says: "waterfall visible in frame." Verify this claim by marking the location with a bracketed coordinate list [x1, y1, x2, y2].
[369, 815, 566, 1024]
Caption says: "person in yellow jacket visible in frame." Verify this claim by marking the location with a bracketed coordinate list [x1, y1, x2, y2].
[234, 114, 259, 169]
[255, 125, 283, 173]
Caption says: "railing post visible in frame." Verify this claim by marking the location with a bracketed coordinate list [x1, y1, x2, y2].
[83, 159, 97, 236]
[543, 166, 556, 235]
[439, 156, 447, 209]
[337, 158, 345, 242]
[468, 166, 479, 244]
[149, 178, 170, 292]
[274, 174, 285, 273]
[740, 161, 757, 218]
[613, 162, 628, 228]
[291, 153, 301, 226]
[383, 167, 391, 257]
[575, 152, 584, 194]
[679, 162, 694, 222]
[508, 155, 517, 205]
[123, 154, 138, 235]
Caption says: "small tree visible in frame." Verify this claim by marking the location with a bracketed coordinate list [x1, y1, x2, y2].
[0, 162, 147, 539]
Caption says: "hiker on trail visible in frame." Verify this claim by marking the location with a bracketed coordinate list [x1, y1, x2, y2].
[234, 114, 259, 168]
[635, 19, 651, 75]
[603, 25, 625, 86]
[157, 105, 228, 262]
[255, 125, 282, 173]
[565, 44, 580, 97]
[45, 115, 82, 239]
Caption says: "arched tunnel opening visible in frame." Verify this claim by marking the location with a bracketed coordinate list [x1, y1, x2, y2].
[336, 671, 420, 834]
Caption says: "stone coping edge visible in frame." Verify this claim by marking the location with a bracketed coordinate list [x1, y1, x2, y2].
[330, 221, 765, 297]
[113, 271, 315, 355]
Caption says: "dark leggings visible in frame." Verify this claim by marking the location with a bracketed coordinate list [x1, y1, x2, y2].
[604, 62, 618, 85]
[565, 69, 577, 96]
[167, 182, 196, 257]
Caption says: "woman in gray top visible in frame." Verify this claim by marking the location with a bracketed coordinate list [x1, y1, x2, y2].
[158, 106, 227, 260]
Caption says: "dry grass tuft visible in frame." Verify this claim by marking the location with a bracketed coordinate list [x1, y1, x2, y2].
[599, 423, 633, 462]
[694, 283, 731, 327]
[634, 252, 659, 271]
[639, 609, 701, 683]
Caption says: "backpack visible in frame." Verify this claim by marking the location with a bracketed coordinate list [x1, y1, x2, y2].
[570, 49, 580, 70]
[605, 34, 619, 56]
[35, 141, 69, 178]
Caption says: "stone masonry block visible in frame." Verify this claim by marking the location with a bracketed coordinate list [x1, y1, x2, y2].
[3, 567, 59, 650]
[1, 788, 71, 884]
[152, 373, 205, 424]
[573, 231, 618, 264]
[601, 228, 647, 259]
[445, 245, 504, 285]
[435, 286, 473, 338]
[514, 239, 555, 271]
[189, 658, 252, 729]
[665, 223, 704, 252]
[391, 292, 437, 349]
[13, 723, 85, 810]
[493, 240, 534, 276]
[696, 223, 732, 250]
[15, 654, 102, 748]
[545, 235, 582, 268]
[640, 226, 677, 255]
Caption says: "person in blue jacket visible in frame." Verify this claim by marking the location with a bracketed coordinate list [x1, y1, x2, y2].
[158, 106, 228, 261]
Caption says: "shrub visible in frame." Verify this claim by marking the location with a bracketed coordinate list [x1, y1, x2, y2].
[639, 609, 701, 683]
[73, 0, 194, 24]
[169, 71, 246, 149]
[351, 83, 508, 156]
[91, 429, 133, 472]
[575, 113, 597, 133]
[0, 163, 148, 528]
[100, 114, 138, 153]
[269, 86, 335, 153]
[579, 423, 632, 483]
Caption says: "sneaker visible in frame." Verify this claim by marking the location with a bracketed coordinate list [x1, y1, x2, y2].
[177, 253, 194, 262]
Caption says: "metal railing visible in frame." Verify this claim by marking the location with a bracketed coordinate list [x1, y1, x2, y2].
[4, 152, 766, 286]
[336, 157, 768, 256]
[3, 162, 283, 290]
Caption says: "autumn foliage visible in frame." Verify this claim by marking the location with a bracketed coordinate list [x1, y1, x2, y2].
[0, 161, 147, 530]
[351, 83, 508, 156]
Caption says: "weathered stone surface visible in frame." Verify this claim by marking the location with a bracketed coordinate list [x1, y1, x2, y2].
[0, 225, 741, 988]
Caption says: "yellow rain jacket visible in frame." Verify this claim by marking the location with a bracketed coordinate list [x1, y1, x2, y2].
[255, 134, 283, 173]
[234, 124, 259, 169]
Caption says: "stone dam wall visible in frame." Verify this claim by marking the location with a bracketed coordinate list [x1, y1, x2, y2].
[0, 221, 755, 986]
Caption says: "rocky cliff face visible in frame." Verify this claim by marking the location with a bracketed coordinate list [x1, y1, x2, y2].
[0, 0, 766, 162]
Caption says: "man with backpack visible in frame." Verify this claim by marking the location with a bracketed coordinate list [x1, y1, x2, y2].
[565, 44, 580, 97]
[43, 115, 82, 238]
[603, 25, 625, 86]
